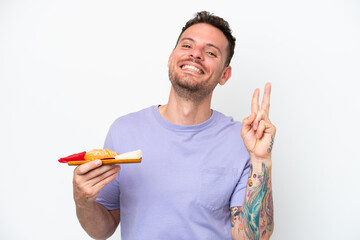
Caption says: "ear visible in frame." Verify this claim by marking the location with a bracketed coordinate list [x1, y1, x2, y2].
[168, 50, 174, 68]
[219, 66, 232, 85]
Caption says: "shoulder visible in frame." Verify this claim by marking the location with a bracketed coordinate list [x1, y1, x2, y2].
[104, 106, 156, 151]
[105, 106, 156, 137]
[109, 106, 155, 128]
[211, 110, 247, 151]
[212, 110, 243, 132]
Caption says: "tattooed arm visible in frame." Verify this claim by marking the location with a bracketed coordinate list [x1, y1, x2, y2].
[232, 83, 276, 240]
[231, 161, 273, 240]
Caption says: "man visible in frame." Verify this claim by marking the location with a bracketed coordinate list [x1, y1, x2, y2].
[73, 11, 275, 240]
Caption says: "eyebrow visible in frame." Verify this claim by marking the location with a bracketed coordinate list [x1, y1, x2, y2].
[179, 37, 222, 55]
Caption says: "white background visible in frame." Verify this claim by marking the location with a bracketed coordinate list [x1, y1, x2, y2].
[1, 0, 359, 239]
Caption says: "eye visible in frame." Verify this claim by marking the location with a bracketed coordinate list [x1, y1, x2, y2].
[207, 51, 217, 57]
[182, 44, 191, 49]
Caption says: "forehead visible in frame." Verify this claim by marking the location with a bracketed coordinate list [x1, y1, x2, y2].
[179, 23, 229, 51]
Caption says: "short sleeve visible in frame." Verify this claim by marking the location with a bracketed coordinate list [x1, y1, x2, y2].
[95, 176, 120, 210]
[229, 157, 250, 208]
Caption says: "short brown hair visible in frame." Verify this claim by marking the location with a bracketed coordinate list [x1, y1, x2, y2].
[176, 11, 236, 66]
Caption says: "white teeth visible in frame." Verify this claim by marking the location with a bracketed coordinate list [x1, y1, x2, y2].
[182, 65, 201, 73]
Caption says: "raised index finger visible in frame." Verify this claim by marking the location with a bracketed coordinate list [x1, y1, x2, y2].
[251, 88, 260, 113]
[261, 82, 271, 113]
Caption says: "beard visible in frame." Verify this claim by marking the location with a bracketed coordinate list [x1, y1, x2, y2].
[168, 64, 218, 102]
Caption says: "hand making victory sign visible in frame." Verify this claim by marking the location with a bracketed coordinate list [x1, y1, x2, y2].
[241, 83, 276, 160]
[231, 83, 275, 240]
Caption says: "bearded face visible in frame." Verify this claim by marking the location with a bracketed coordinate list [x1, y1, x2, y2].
[168, 59, 220, 102]
[167, 23, 231, 103]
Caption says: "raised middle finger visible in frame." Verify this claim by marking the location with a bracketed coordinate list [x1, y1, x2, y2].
[260, 82, 271, 113]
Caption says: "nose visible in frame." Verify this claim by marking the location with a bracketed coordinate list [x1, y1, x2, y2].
[190, 47, 203, 60]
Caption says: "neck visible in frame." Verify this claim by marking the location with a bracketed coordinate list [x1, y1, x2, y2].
[159, 87, 213, 125]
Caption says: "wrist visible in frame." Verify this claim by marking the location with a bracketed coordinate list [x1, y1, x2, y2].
[249, 154, 272, 166]
[75, 198, 97, 210]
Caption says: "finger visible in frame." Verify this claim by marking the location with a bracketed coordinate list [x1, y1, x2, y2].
[251, 88, 260, 114]
[75, 160, 103, 175]
[74, 169, 120, 203]
[241, 113, 256, 136]
[256, 120, 266, 139]
[73, 165, 120, 202]
[260, 82, 271, 113]
[87, 165, 121, 187]
[91, 170, 120, 194]
[252, 110, 267, 131]
[78, 164, 121, 184]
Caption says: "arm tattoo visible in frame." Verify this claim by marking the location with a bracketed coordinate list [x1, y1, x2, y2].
[232, 163, 274, 240]
[231, 206, 246, 238]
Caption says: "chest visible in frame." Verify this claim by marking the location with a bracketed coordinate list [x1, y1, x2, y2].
[118, 143, 244, 211]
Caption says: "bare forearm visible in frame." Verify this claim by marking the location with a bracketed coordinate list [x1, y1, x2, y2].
[72, 160, 121, 239]
[232, 158, 274, 240]
[76, 202, 119, 240]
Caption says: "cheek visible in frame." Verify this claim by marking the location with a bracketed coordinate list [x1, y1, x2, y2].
[168, 53, 182, 68]
[168, 57, 176, 70]
[210, 66, 225, 79]
[168, 55, 174, 68]
[208, 60, 223, 73]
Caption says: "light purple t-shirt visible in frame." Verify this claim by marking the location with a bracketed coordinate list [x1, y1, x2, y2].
[96, 106, 250, 240]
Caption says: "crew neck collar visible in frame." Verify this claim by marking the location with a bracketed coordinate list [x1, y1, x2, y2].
[151, 105, 219, 132]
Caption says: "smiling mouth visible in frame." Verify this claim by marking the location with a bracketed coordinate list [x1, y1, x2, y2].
[181, 65, 204, 74]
